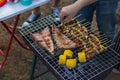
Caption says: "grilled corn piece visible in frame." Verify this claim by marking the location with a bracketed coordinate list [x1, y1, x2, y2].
[66, 59, 77, 69]
[59, 55, 66, 65]
[78, 52, 87, 63]
[64, 50, 73, 58]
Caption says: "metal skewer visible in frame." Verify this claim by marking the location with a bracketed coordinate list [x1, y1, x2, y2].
[74, 14, 82, 19]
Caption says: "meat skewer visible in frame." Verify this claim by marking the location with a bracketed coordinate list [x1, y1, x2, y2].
[58, 21, 107, 58]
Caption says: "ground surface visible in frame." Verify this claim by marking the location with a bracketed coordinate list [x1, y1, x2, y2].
[0, 0, 120, 80]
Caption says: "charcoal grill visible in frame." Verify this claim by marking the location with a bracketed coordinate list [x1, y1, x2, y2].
[18, 14, 120, 80]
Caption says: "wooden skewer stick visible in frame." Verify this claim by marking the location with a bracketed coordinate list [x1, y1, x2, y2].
[60, 14, 83, 25]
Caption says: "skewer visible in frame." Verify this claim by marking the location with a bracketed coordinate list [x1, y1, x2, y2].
[87, 28, 109, 41]
[107, 42, 115, 47]
[79, 19, 86, 23]
[76, 22, 112, 44]
[98, 34, 107, 38]
[69, 22, 108, 41]
[82, 22, 91, 27]
[65, 30, 109, 46]
[101, 41, 111, 45]
[38, 15, 96, 39]
[63, 22, 107, 42]
[88, 29, 99, 34]
[76, 24, 107, 39]
[88, 34, 111, 46]
[64, 32, 108, 54]
[98, 37, 109, 42]
[39, 15, 111, 46]
[73, 14, 82, 20]
[52, 15, 110, 56]
[77, 21, 98, 32]
[101, 39, 110, 43]
[102, 40, 111, 45]
[32, 15, 111, 49]
[75, 21, 98, 34]
[59, 14, 83, 26]
[80, 43, 107, 54]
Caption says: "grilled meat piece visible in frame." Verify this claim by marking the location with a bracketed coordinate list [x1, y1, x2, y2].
[30, 27, 54, 55]
[52, 25, 77, 49]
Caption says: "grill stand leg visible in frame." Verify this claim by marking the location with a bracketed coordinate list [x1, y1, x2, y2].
[29, 54, 49, 80]
[30, 55, 37, 80]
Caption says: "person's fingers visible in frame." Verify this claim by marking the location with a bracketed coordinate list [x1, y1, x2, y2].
[60, 12, 63, 22]
[60, 11, 66, 22]
[60, 12, 71, 22]
[60, 6, 75, 22]
[63, 16, 71, 22]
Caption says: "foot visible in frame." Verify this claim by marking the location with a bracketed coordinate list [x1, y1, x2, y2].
[52, 7, 59, 17]
[112, 68, 120, 74]
[21, 12, 40, 28]
[52, 7, 60, 21]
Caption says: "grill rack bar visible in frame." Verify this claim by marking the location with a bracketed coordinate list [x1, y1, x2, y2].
[18, 14, 120, 80]
[112, 31, 120, 55]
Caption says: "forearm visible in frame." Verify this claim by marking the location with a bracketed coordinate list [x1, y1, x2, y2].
[73, 0, 97, 12]
[60, 0, 97, 22]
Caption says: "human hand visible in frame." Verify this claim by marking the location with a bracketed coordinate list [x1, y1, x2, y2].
[60, 0, 97, 22]
[60, 4, 78, 22]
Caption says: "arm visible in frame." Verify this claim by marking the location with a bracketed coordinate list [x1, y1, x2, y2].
[60, 0, 97, 22]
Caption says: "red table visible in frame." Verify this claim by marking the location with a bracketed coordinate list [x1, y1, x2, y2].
[0, 0, 50, 69]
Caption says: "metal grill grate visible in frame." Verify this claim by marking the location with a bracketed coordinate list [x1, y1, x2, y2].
[19, 14, 120, 80]
[113, 31, 120, 54]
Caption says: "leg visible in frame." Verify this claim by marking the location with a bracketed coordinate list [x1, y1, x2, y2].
[96, 0, 118, 40]
[53, 0, 60, 7]
[32, 7, 41, 17]
[52, 0, 60, 17]
[96, 0, 119, 75]
[27, 7, 41, 22]
[22, 7, 41, 27]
